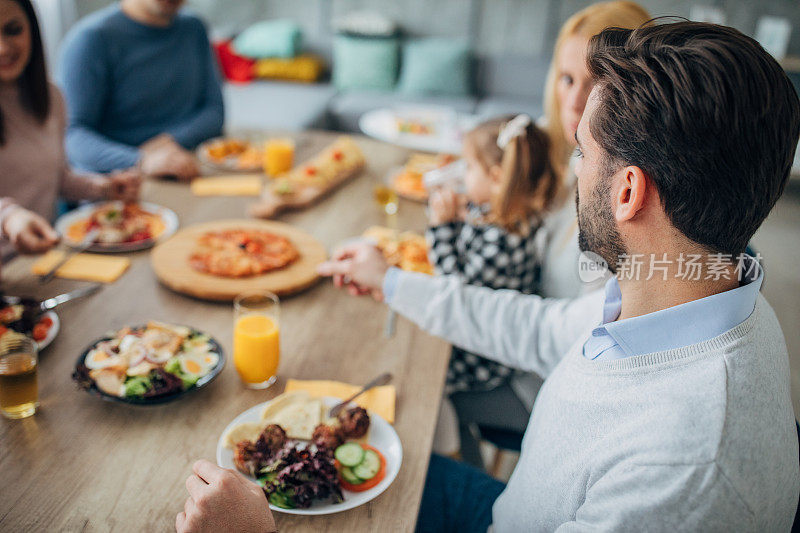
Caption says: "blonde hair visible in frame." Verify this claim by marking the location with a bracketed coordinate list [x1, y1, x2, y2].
[544, 1, 652, 177]
[464, 116, 558, 234]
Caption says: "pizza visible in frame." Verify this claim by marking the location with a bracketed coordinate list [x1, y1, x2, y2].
[362, 226, 433, 275]
[66, 203, 166, 245]
[189, 229, 300, 278]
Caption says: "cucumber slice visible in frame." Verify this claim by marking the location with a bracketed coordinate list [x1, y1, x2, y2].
[335, 443, 365, 467]
[353, 450, 381, 480]
[340, 465, 364, 485]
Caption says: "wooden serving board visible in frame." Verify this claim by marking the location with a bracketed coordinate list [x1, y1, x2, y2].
[150, 219, 327, 301]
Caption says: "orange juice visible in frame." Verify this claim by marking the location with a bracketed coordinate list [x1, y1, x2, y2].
[264, 139, 294, 177]
[233, 314, 280, 387]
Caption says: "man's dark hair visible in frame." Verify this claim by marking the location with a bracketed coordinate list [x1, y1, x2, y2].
[587, 21, 800, 255]
[0, 0, 50, 145]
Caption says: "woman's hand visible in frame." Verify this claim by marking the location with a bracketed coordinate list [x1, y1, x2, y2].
[176, 460, 277, 533]
[317, 241, 390, 300]
[105, 168, 142, 202]
[2, 207, 59, 254]
[428, 188, 463, 226]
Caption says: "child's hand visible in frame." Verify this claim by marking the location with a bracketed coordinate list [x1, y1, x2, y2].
[429, 188, 463, 226]
[2, 206, 60, 254]
[105, 168, 142, 202]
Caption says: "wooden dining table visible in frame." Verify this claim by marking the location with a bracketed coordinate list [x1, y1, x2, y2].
[0, 131, 451, 532]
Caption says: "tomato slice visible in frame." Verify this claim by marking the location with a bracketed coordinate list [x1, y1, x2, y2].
[40, 316, 54, 328]
[338, 444, 387, 492]
[32, 323, 48, 341]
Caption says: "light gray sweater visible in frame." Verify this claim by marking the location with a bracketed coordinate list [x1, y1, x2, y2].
[389, 272, 799, 531]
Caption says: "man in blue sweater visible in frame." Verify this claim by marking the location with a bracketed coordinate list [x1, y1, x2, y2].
[58, 0, 224, 180]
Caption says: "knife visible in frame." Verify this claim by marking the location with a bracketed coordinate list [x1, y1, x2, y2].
[39, 229, 100, 283]
[37, 283, 102, 312]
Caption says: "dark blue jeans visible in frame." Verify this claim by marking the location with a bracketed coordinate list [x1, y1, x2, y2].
[415, 454, 506, 533]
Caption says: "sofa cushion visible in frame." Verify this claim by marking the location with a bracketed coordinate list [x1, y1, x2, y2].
[222, 81, 337, 132]
[328, 90, 478, 133]
[474, 54, 550, 101]
[397, 39, 471, 96]
[474, 97, 544, 123]
[233, 19, 302, 59]
[333, 35, 399, 91]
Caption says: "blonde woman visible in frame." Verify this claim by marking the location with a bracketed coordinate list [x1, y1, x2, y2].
[539, 1, 652, 299]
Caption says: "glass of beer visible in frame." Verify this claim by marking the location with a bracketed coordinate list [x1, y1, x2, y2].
[263, 138, 295, 177]
[0, 336, 38, 419]
[233, 291, 280, 389]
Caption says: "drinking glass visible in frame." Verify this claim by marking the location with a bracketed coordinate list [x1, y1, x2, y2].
[263, 138, 295, 177]
[233, 291, 280, 389]
[0, 336, 39, 419]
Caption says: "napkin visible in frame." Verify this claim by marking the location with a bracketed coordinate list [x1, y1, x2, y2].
[31, 251, 130, 283]
[191, 175, 263, 196]
[284, 379, 396, 424]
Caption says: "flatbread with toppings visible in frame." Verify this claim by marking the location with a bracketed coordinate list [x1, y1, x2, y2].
[189, 229, 300, 278]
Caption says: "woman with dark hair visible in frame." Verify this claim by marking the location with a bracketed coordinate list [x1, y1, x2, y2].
[0, 0, 139, 256]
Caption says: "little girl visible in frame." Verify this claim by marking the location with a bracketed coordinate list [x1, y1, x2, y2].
[427, 114, 558, 393]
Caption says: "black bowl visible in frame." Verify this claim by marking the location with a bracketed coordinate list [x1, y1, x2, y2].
[74, 325, 225, 405]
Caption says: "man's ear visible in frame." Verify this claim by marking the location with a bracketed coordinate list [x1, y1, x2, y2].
[615, 166, 648, 222]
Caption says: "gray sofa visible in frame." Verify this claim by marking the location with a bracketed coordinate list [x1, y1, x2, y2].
[222, 55, 550, 136]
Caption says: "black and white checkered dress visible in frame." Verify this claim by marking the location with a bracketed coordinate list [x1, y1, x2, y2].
[426, 203, 542, 393]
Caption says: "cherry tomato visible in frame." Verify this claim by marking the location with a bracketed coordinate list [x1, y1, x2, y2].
[32, 323, 49, 342]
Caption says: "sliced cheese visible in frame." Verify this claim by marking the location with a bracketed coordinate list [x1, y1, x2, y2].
[31, 251, 130, 283]
[191, 175, 263, 196]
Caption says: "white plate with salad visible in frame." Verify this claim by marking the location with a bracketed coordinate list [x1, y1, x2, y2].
[217, 395, 402, 515]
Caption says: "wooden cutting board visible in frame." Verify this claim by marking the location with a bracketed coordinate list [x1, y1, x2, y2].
[151, 219, 327, 301]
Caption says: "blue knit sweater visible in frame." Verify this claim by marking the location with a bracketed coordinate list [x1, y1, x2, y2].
[57, 5, 224, 172]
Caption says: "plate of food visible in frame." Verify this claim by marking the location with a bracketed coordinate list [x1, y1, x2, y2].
[362, 226, 433, 274]
[217, 391, 402, 515]
[55, 202, 179, 253]
[390, 153, 458, 203]
[72, 321, 224, 404]
[0, 302, 59, 350]
[198, 137, 263, 172]
[151, 219, 327, 301]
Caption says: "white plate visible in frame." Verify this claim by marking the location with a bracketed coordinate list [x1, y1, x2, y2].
[54, 202, 179, 253]
[359, 107, 478, 155]
[36, 311, 59, 351]
[217, 396, 402, 515]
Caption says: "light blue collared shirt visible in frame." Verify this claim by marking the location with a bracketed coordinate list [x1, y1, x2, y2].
[584, 255, 763, 361]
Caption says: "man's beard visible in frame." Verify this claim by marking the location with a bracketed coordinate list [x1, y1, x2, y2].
[576, 176, 626, 274]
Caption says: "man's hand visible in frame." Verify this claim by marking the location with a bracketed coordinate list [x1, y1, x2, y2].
[176, 460, 277, 533]
[105, 168, 142, 202]
[428, 187, 464, 226]
[2, 207, 59, 254]
[317, 241, 390, 300]
[140, 134, 200, 181]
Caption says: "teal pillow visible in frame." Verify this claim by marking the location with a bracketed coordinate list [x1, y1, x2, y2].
[233, 19, 302, 59]
[333, 35, 399, 91]
[398, 39, 471, 96]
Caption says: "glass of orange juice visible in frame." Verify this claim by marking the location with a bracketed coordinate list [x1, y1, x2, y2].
[233, 291, 280, 389]
[263, 138, 295, 177]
